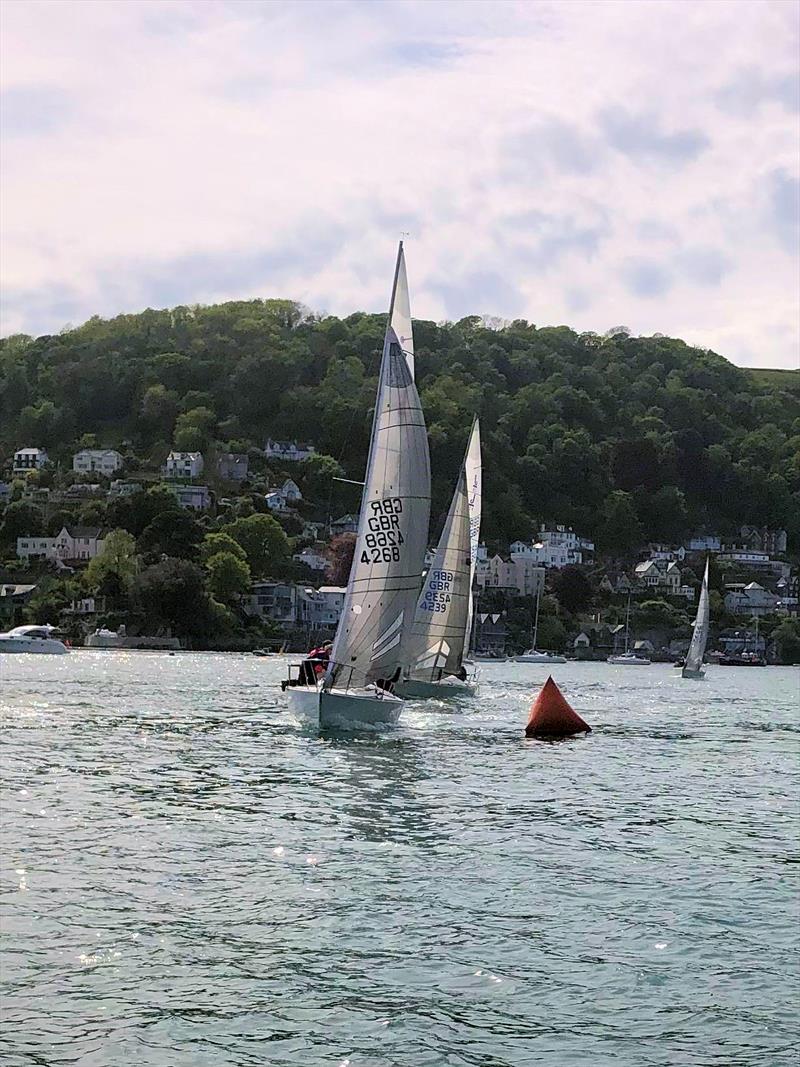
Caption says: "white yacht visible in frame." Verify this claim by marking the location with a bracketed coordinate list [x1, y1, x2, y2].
[514, 585, 566, 663]
[0, 624, 70, 654]
[607, 595, 650, 664]
[515, 648, 567, 664]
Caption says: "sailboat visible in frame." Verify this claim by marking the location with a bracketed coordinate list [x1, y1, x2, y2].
[607, 594, 651, 664]
[284, 243, 431, 728]
[682, 557, 710, 679]
[395, 434, 477, 699]
[515, 583, 566, 663]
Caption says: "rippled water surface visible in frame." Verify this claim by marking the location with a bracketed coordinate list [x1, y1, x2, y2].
[2, 652, 798, 1066]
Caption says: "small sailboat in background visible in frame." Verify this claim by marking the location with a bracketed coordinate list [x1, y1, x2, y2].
[396, 433, 477, 699]
[682, 557, 710, 679]
[284, 242, 431, 728]
[515, 584, 566, 663]
[607, 595, 651, 664]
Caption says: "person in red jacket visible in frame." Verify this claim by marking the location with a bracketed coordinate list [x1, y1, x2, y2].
[283, 641, 333, 689]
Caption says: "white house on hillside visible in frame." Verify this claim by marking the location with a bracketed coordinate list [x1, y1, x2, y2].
[73, 449, 123, 476]
[510, 525, 594, 569]
[477, 554, 545, 597]
[293, 544, 329, 572]
[13, 447, 49, 472]
[634, 559, 681, 594]
[172, 485, 212, 511]
[266, 479, 302, 512]
[299, 586, 347, 628]
[724, 582, 780, 617]
[264, 439, 315, 462]
[163, 451, 204, 479]
[17, 526, 106, 562]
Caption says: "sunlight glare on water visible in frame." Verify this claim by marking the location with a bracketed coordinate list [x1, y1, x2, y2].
[1, 652, 798, 1066]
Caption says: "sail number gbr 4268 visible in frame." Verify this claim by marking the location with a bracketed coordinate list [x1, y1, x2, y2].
[359, 497, 405, 565]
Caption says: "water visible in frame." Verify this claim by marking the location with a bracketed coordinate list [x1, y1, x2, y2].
[2, 653, 798, 1067]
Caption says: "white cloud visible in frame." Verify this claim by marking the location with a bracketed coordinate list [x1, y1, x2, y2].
[1, 0, 798, 368]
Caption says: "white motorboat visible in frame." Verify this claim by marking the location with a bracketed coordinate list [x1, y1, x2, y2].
[0, 624, 69, 654]
[682, 557, 709, 679]
[285, 242, 431, 729]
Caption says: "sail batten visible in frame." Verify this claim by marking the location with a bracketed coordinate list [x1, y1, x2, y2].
[685, 558, 710, 674]
[326, 246, 430, 690]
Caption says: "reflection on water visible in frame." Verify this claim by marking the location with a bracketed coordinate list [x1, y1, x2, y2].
[1, 652, 798, 1067]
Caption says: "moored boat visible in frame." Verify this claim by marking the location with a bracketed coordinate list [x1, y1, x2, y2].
[0, 624, 69, 654]
[607, 596, 650, 664]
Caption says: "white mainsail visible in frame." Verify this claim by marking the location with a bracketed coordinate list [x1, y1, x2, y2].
[390, 243, 414, 377]
[327, 244, 430, 691]
[405, 466, 472, 681]
[684, 557, 710, 674]
[463, 417, 482, 652]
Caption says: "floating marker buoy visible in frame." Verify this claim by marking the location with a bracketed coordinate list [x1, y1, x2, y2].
[525, 675, 591, 739]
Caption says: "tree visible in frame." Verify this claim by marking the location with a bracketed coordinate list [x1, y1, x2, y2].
[199, 531, 247, 564]
[84, 529, 138, 604]
[24, 577, 76, 624]
[205, 551, 251, 602]
[0, 500, 43, 547]
[325, 533, 356, 585]
[551, 566, 593, 615]
[597, 491, 644, 555]
[131, 558, 216, 640]
[771, 619, 800, 665]
[139, 509, 203, 560]
[222, 513, 289, 577]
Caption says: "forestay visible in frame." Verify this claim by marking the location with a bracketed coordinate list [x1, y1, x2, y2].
[685, 558, 710, 673]
[406, 466, 472, 681]
[463, 417, 482, 651]
[327, 251, 430, 690]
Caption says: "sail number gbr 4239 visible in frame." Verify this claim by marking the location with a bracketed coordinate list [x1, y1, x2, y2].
[359, 497, 405, 565]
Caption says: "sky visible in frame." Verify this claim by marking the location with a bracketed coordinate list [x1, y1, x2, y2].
[1, 0, 799, 368]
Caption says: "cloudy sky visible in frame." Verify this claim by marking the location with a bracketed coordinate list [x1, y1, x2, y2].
[1, 0, 798, 367]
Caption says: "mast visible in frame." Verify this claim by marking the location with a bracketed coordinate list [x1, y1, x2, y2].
[624, 595, 631, 655]
[532, 583, 541, 651]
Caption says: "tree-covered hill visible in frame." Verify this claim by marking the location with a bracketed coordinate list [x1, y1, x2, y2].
[1, 301, 798, 551]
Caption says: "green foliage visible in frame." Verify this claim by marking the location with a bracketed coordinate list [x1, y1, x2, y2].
[131, 558, 217, 641]
[205, 550, 251, 602]
[222, 512, 289, 578]
[1, 302, 798, 549]
[199, 531, 247, 563]
[138, 509, 203, 560]
[550, 566, 593, 615]
[0, 500, 44, 547]
[771, 619, 800, 664]
[84, 529, 138, 601]
[24, 576, 76, 624]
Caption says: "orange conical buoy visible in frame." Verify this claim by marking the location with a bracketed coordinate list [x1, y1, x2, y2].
[525, 676, 591, 738]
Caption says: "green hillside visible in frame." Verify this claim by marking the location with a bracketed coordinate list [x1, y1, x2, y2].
[2, 303, 799, 550]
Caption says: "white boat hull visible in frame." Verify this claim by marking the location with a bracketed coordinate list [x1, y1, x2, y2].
[607, 655, 651, 665]
[285, 686, 404, 729]
[514, 652, 567, 664]
[0, 637, 69, 654]
[395, 677, 477, 699]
